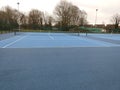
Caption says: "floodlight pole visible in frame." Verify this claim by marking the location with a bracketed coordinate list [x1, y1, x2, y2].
[95, 9, 98, 27]
[17, 2, 20, 32]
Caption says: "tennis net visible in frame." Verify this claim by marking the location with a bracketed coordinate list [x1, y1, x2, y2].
[15, 30, 80, 36]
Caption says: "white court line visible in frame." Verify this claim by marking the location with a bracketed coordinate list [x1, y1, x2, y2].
[48, 33, 54, 40]
[49, 35, 54, 40]
[2, 36, 27, 48]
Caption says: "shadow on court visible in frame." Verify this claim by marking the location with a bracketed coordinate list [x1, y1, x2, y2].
[0, 47, 120, 90]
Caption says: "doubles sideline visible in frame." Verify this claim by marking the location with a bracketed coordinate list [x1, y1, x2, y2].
[2, 36, 27, 48]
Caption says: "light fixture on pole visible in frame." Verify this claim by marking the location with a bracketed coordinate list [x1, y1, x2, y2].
[17, 2, 20, 32]
[95, 9, 98, 27]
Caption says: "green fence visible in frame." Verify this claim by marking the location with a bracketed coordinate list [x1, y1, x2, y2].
[79, 27, 102, 33]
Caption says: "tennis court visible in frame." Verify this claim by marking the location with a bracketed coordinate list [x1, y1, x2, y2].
[0, 32, 120, 90]
[0, 32, 120, 48]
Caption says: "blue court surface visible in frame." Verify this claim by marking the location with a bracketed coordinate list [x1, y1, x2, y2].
[0, 32, 120, 90]
[88, 33, 120, 40]
[0, 32, 120, 48]
[0, 47, 120, 90]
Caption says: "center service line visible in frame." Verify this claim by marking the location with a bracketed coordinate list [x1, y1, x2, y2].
[2, 36, 27, 48]
[48, 33, 54, 40]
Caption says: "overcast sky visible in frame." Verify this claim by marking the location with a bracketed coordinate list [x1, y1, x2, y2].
[0, 0, 120, 24]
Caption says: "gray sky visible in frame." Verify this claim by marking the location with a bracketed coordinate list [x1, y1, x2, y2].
[0, 0, 120, 24]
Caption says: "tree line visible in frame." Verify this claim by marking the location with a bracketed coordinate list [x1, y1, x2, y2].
[1, 0, 119, 32]
[0, 0, 87, 31]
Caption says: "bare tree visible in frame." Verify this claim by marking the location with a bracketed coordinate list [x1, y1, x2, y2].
[111, 14, 120, 32]
[42, 12, 54, 30]
[70, 5, 80, 26]
[70, 6, 87, 26]
[20, 14, 27, 25]
[28, 9, 43, 29]
[0, 6, 19, 30]
[20, 13, 29, 29]
[48, 16, 53, 26]
[79, 10, 88, 26]
[43, 12, 49, 26]
[54, 1, 73, 30]
[54, 0, 88, 31]
[0, 10, 7, 30]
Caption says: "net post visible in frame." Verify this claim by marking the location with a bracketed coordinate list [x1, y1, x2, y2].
[78, 31, 80, 36]
[86, 30, 88, 37]
[14, 29, 17, 35]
